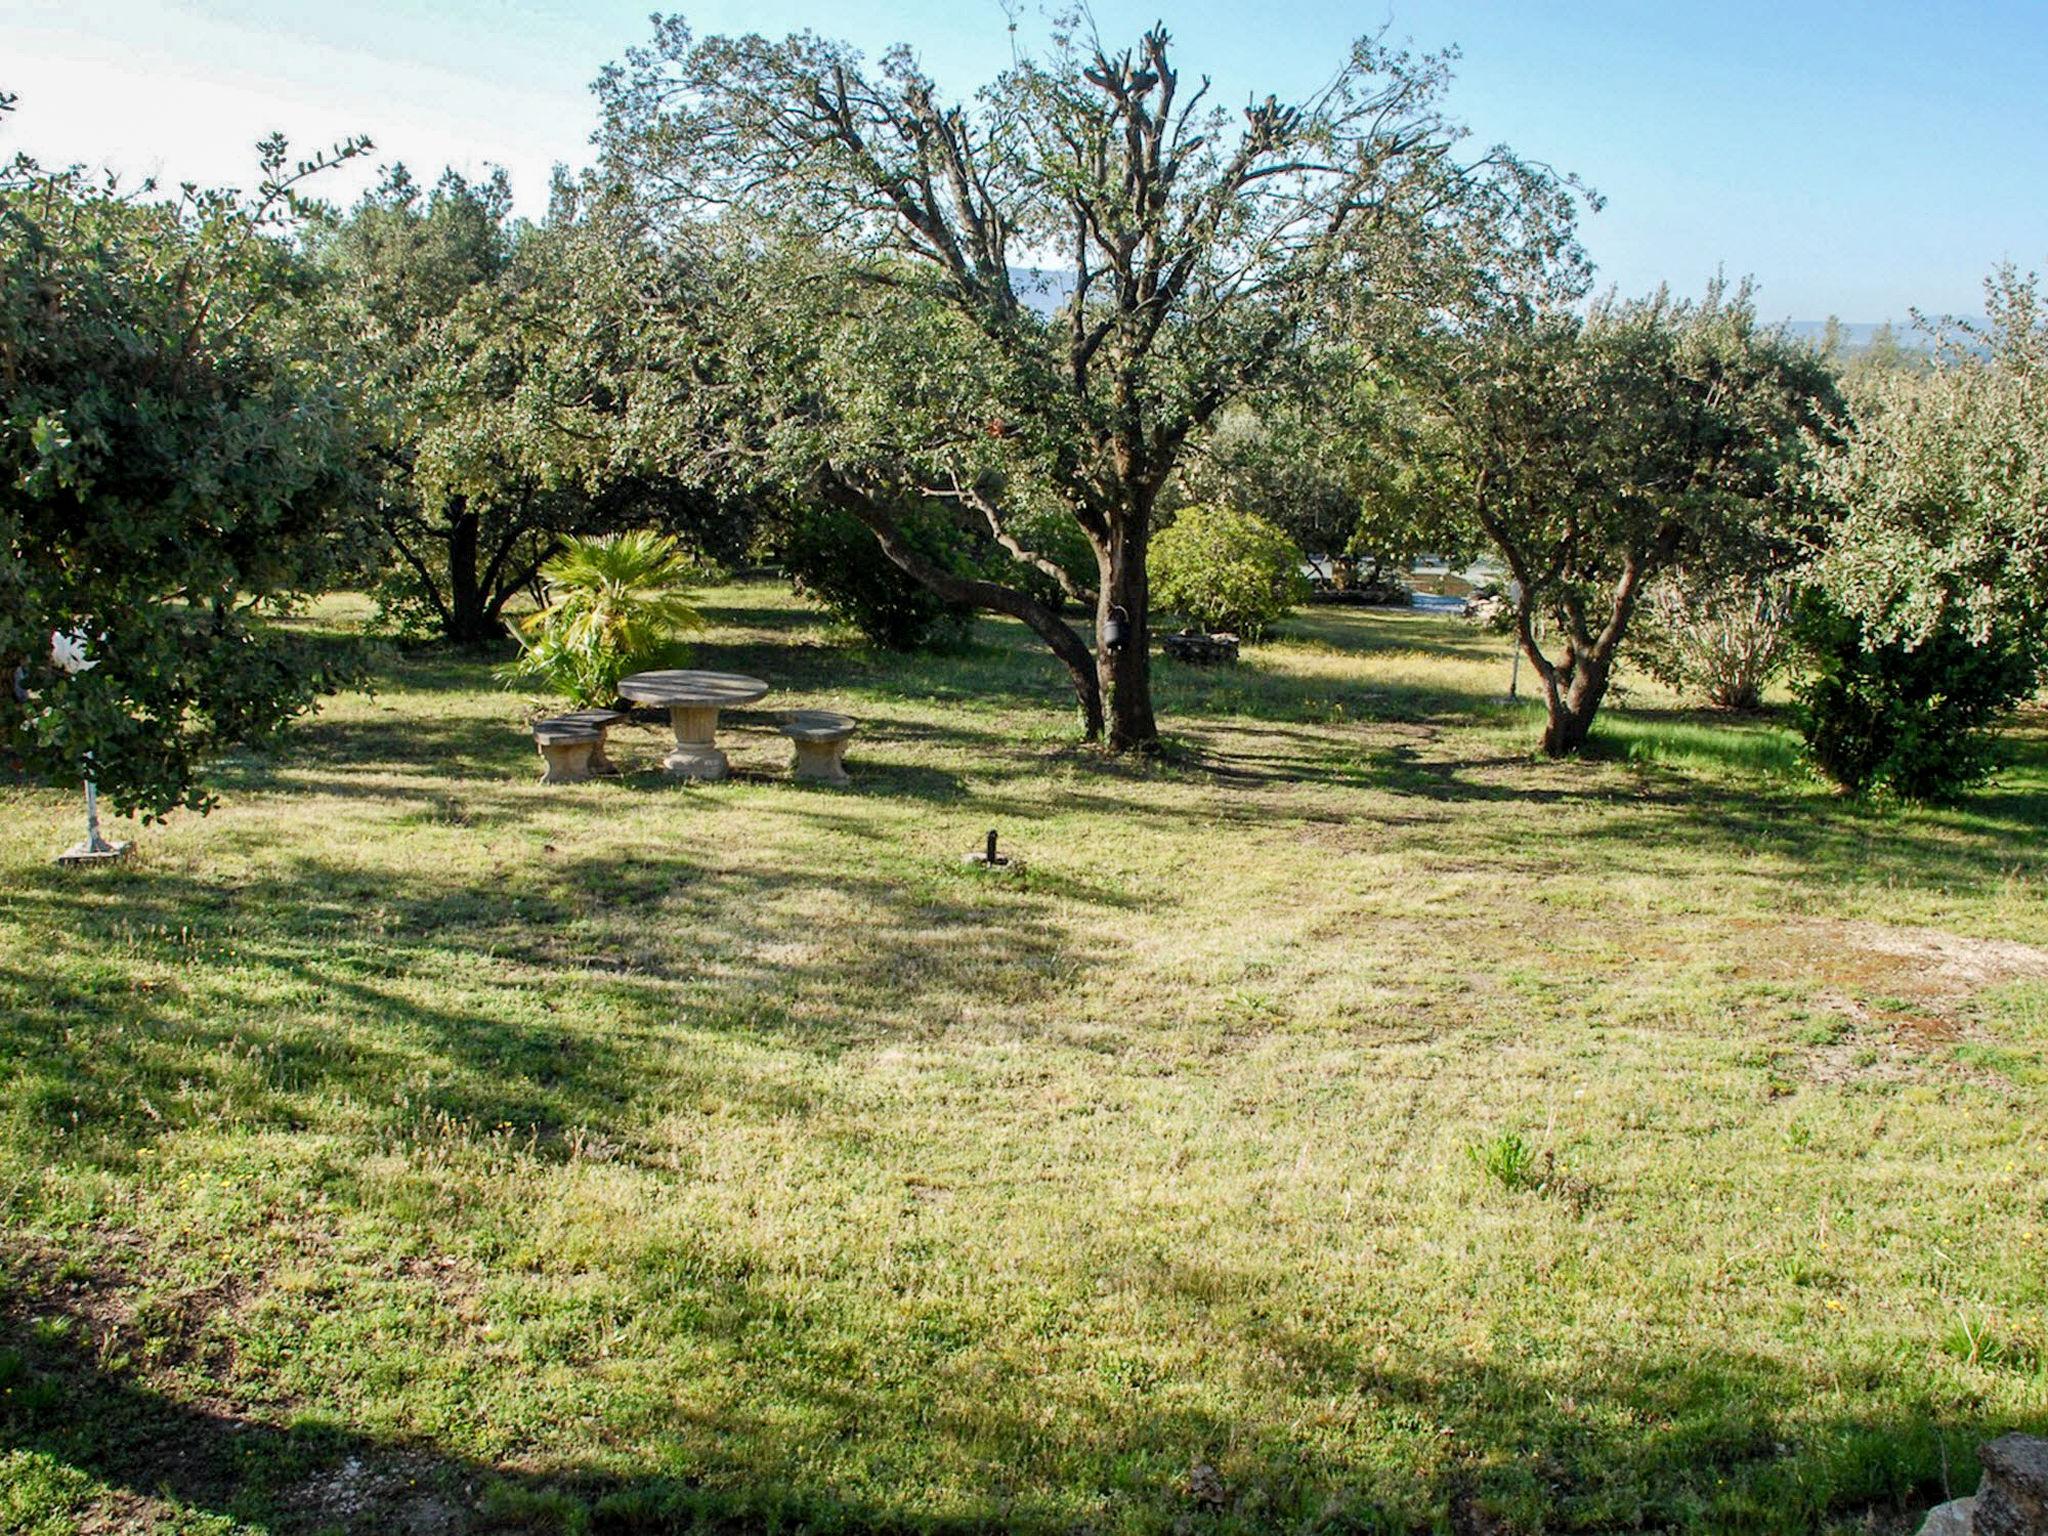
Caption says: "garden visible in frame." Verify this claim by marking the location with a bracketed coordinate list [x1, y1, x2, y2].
[5, 585, 2046, 1533]
[3, 13, 2047, 1535]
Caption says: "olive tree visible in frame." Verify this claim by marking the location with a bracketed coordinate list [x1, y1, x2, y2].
[597, 16, 1582, 748]
[1386, 284, 1841, 754]
[1, 110, 373, 819]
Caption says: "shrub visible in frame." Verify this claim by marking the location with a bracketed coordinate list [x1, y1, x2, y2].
[775, 502, 973, 652]
[502, 531, 704, 706]
[1148, 505, 1308, 640]
[1795, 597, 2039, 801]
[1634, 570, 1798, 709]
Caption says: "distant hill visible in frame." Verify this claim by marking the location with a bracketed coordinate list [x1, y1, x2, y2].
[1779, 319, 1941, 353]
[1014, 272, 1956, 356]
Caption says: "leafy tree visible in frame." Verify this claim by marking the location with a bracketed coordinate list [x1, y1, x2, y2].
[597, 16, 1582, 749]
[1149, 505, 1308, 639]
[1816, 267, 2048, 654]
[315, 170, 707, 645]
[503, 531, 704, 707]
[1385, 283, 1842, 754]
[1, 108, 373, 819]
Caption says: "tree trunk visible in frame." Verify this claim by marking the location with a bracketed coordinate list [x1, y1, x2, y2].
[1537, 649, 1613, 757]
[443, 503, 498, 646]
[1095, 507, 1158, 753]
[1519, 553, 1658, 757]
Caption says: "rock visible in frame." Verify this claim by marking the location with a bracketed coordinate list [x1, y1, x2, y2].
[1919, 1496, 1976, 1536]
[1977, 1435, 2048, 1536]
[1186, 1462, 1225, 1511]
[1162, 630, 1240, 665]
[1917, 1436, 2048, 1536]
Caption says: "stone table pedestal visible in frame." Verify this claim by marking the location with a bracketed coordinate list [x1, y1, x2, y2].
[617, 669, 771, 782]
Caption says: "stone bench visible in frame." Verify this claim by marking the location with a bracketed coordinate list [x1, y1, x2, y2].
[779, 710, 857, 785]
[531, 708, 626, 784]
[532, 723, 603, 784]
[536, 709, 626, 776]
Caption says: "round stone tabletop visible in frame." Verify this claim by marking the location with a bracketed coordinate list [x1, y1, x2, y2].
[618, 669, 770, 709]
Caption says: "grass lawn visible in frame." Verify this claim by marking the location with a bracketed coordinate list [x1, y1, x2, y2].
[2, 583, 2044, 1535]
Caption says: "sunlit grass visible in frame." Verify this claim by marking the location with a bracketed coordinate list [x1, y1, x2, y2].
[1, 584, 2044, 1534]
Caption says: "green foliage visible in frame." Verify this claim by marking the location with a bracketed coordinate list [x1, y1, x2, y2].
[1798, 268, 2048, 803]
[0, 119, 371, 819]
[1176, 398, 1364, 561]
[504, 531, 704, 707]
[775, 500, 973, 652]
[1816, 267, 2048, 657]
[1148, 505, 1308, 640]
[1795, 597, 2039, 802]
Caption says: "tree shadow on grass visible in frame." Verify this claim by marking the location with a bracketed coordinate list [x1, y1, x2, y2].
[0, 835, 1125, 1175]
[334, 588, 1517, 753]
[0, 1239, 2015, 1535]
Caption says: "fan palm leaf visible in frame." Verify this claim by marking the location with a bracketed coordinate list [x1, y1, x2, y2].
[503, 531, 706, 706]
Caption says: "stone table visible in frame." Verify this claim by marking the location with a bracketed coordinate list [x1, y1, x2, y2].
[618, 669, 769, 781]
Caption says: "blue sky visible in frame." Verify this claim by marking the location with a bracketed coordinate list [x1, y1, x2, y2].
[7, 0, 2046, 319]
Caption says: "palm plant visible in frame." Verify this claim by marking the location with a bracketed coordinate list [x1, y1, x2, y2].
[503, 531, 705, 706]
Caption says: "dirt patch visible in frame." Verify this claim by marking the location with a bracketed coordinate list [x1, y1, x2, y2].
[1753, 918, 2048, 1010]
[1755, 920, 2048, 1086]
[288, 1451, 466, 1535]
[1831, 922, 2048, 993]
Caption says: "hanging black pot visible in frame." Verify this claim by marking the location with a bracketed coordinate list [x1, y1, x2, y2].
[1101, 604, 1130, 654]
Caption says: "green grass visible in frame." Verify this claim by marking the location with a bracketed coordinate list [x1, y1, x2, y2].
[2, 583, 2045, 1534]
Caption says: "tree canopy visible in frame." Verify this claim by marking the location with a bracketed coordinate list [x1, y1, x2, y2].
[597, 15, 1585, 747]
[1, 113, 373, 818]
